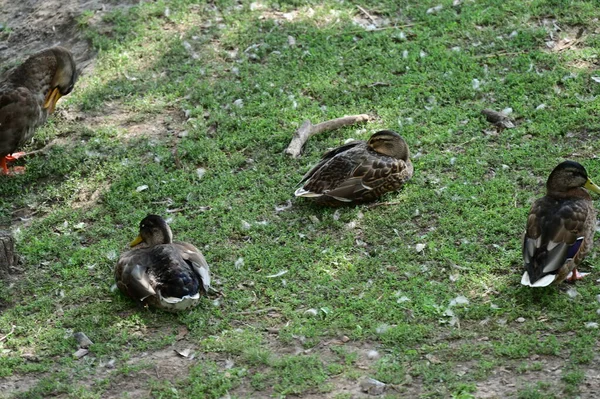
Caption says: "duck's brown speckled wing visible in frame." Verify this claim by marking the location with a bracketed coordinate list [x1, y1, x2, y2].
[297, 141, 365, 192]
[0, 84, 45, 158]
[297, 141, 413, 203]
[522, 196, 593, 286]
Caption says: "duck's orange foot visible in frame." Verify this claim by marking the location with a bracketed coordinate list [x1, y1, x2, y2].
[1, 156, 26, 175]
[566, 269, 588, 282]
[5, 152, 26, 162]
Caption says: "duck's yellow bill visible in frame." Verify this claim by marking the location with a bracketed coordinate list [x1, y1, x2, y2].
[130, 235, 143, 247]
[584, 179, 600, 194]
[43, 87, 62, 114]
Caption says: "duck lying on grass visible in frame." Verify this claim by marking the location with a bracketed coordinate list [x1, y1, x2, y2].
[522, 161, 600, 287]
[294, 130, 413, 205]
[0, 46, 77, 174]
[115, 215, 211, 311]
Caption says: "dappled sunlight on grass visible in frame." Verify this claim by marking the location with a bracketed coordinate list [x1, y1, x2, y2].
[1, 0, 600, 397]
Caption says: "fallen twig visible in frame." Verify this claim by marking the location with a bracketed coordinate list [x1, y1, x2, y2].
[285, 114, 371, 158]
[237, 307, 278, 315]
[366, 201, 404, 209]
[475, 51, 527, 59]
[356, 5, 377, 25]
[0, 324, 15, 342]
[23, 143, 56, 157]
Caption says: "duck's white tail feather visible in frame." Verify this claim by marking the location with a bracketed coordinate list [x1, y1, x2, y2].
[521, 271, 556, 287]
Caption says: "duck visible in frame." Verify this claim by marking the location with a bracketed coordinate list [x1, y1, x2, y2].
[521, 160, 600, 287]
[115, 215, 211, 311]
[0, 46, 77, 174]
[294, 130, 413, 205]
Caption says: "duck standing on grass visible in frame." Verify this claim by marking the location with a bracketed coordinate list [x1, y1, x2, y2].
[0, 46, 77, 174]
[294, 130, 413, 205]
[115, 215, 211, 311]
[522, 161, 600, 287]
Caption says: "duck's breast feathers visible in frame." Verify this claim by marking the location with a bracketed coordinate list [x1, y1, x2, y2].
[522, 196, 593, 286]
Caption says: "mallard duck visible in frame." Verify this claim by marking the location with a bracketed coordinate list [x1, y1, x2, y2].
[0, 46, 77, 174]
[115, 215, 211, 311]
[294, 130, 413, 205]
[521, 161, 600, 287]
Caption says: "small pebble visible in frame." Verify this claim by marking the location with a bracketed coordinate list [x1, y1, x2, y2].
[73, 332, 93, 348]
[73, 349, 89, 359]
[360, 377, 386, 395]
[516, 317, 525, 323]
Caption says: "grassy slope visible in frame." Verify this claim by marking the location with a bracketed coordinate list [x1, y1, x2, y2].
[1, 0, 600, 398]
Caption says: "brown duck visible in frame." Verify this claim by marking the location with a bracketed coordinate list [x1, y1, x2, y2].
[522, 161, 600, 287]
[294, 130, 413, 205]
[115, 215, 211, 311]
[0, 46, 77, 174]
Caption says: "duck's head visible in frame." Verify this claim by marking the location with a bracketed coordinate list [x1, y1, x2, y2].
[367, 130, 410, 160]
[130, 215, 173, 247]
[43, 47, 78, 114]
[547, 160, 600, 195]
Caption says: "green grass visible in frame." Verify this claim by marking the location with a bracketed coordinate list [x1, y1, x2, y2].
[2, 0, 600, 398]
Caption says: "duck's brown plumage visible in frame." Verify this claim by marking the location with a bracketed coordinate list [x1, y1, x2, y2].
[0, 46, 77, 174]
[295, 130, 413, 205]
[522, 161, 600, 287]
[115, 215, 211, 311]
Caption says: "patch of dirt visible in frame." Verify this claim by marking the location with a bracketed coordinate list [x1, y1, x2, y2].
[102, 345, 197, 399]
[64, 102, 187, 141]
[0, 0, 137, 74]
[539, 19, 599, 70]
[474, 357, 564, 399]
[0, 373, 41, 398]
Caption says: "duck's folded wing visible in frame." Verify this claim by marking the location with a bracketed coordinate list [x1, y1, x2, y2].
[0, 87, 41, 154]
[296, 142, 364, 197]
[175, 242, 211, 293]
[322, 157, 411, 200]
[522, 199, 588, 287]
[116, 253, 157, 301]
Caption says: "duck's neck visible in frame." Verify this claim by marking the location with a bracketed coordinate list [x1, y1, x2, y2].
[11, 54, 57, 96]
[548, 187, 591, 200]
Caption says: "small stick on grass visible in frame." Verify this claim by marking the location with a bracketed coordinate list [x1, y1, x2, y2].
[356, 5, 377, 25]
[0, 324, 15, 342]
[237, 307, 278, 315]
[366, 201, 404, 209]
[285, 114, 371, 158]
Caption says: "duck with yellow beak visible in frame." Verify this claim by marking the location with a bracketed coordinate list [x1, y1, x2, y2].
[115, 215, 212, 312]
[0, 46, 77, 174]
[522, 161, 600, 287]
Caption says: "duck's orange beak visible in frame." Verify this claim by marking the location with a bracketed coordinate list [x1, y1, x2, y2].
[584, 179, 600, 195]
[130, 235, 143, 247]
[43, 87, 62, 114]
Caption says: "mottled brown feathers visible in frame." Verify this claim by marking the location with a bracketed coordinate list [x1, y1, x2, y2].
[295, 130, 413, 205]
[522, 161, 600, 287]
